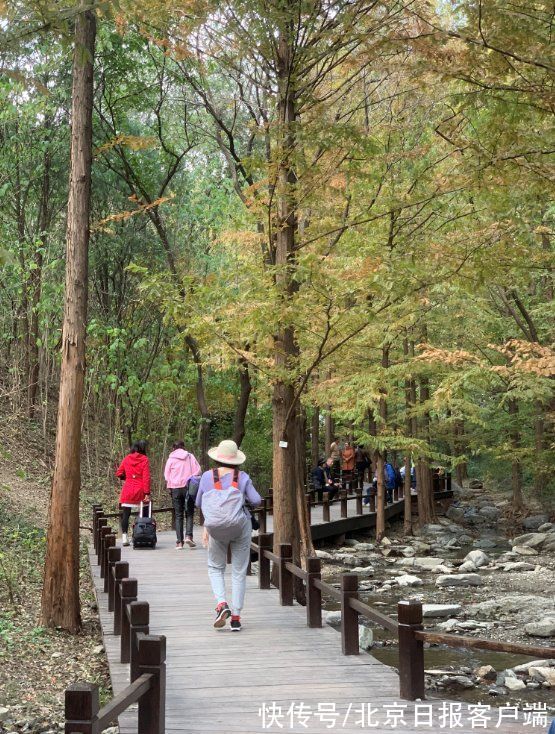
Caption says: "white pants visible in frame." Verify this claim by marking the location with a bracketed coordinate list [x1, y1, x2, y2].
[207, 521, 252, 615]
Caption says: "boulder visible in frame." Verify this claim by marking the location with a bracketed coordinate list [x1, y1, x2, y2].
[458, 534, 473, 545]
[543, 538, 555, 553]
[475, 665, 496, 682]
[513, 545, 538, 556]
[414, 556, 445, 568]
[396, 574, 423, 587]
[410, 541, 432, 553]
[468, 479, 483, 489]
[432, 564, 453, 574]
[436, 573, 484, 587]
[464, 549, 490, 567]
[479, 506, 501, 522]
[422, 603, 462, 618]
[504, 677, 526, 692]
[0, 709, 9, 723]
[511, 532, 547, 549]
[502, 562, 536, 572]
[420, 524, 447, 535]
[401, 546, 416, 557]
[354, 542, 375, 551]
[442, 675, 475, 689]
[351, 566, 375, 577]
[446, 506, 465, 523]
[524, 618, 555, 638]
[538, 523, 555, 533]
[343, 539, 359, 547]
[380, 537, 392, 546]
[458, 560, 477, 573]
[340, 555, 361, 567]
[522, 514, 550, 531]
[527, 667, 555, 686]
[358, 625, 374, 650]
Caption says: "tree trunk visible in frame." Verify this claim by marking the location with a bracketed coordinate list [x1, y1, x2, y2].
[310, 406, 320, 467]
[324, 409, 333, 456]
[403, 337, 413, 535]
[41, 6, 96, 633]
[375, 452, 385, 541]
[508, 398, 524, 510]
[232, 356, 251, 447]
[416, 373, 435, 525]
[28, 142, 50, 418]
[271, 20, 313, 567]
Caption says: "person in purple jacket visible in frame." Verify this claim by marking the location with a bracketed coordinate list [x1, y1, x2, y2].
[196, 439, 262, 632]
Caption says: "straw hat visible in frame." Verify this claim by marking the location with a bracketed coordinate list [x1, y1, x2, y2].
[207, 439, 246, 466]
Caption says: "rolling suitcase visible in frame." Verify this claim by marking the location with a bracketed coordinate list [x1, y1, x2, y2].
[132, 500, 157, 549]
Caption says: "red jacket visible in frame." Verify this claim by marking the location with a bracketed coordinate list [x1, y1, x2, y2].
[116, 452, 151, 505]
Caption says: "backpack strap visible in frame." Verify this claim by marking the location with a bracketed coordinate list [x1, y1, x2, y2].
[212, 467, 240, 490]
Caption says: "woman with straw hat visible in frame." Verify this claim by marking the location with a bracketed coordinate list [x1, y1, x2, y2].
[196, 439, 262, 631]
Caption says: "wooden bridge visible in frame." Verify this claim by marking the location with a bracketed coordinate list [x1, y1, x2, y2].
[65, 502, 555, 734]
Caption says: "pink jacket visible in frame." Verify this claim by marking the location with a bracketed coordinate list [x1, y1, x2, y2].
[164, 449, 201, 489]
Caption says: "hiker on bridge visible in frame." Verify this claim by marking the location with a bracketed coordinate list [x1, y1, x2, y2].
[312, 457, 340, 502]
[341, 440, 355, 490]
[196, 439, 262, 632]
[164, 440, 201, 549]
[115, 440, 151, 547]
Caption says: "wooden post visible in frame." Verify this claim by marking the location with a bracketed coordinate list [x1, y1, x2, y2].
[306, 557, 322, 628]
[278, 543, 293, 606]
[355, 488, 363, 515]
[138, 635, 166, 734]
[369, 493, 376, 513]
[106, 546, 121, 602]
[340, 490, 348, 518]
[398, 600, 425, 700]
[101, 534, 115, 588]
[394, 486, 399, 502]
[267, 488, 273, 513]
[129, 601, 150, 682]
[446, 473, 452, 492]
[341, 573, 359, 655]
[323, 495, 330, 522]
[92, 506, 102, 551]
[258, 533, 272, 590]
[305, 493, 312, 525]
[120, 578, 138, 660]
[112, 562, 129, 634]
[259, 499, 267, 534]
[65, 682, 99, 734]
[96, 521, 108, 564]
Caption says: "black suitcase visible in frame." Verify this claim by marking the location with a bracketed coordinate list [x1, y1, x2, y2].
[132, 501, 157, 548]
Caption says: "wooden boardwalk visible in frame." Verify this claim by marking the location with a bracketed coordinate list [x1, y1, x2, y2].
[91, 532, 532, 734]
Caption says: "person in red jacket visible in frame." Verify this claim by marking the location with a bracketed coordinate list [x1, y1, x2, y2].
[115, 440, 151, 546]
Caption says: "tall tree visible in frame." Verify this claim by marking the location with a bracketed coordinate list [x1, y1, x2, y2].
[41, 4, 96, 632]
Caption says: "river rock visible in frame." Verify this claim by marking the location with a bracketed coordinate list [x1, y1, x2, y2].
[446, 506, 465, 522]
[524, 617, 555, 638]
[464, 549, 490, 567]
[538, 523, 555, 533]
[437, 618, 459, 632]
[479, 506, 501, 522]
[442, 675, 475, 689]
[358, 625, 374, 650]
[401, 546, 416, 557]
[324, 610, 342, 625]
[473, 538, 498, 549]
[419, 524, 447, 536]
[396, 574, 423, 587]
[410, 540, 432, 553]
[458, 534, 473, 545]
[512, 659, 555, 673]
[432, 564, 453, 574]
[0, 709, 10, 723]
[528, 667, 555, 686]
[513, 545, 538, 556]
[469, 479, 483, 489]
[422, 603, 462, 618]
[380, 537, 392, 546]
[475, 665, 496, 681]
[354, 543, 375, 551]
[522, 514, 550, 531]
[315, 550, 333, 560]
[502, 562, 536, 572]
[511, 532, 547, 549]
[436, 573, 484, 587]
[351, 566, 375, 577]
[414, 556, 445, 567]
[543, 538, 555, 553]
[458, 560, 477, 573]
[341, 555, 362, 567]
[504, 677, 526, 692]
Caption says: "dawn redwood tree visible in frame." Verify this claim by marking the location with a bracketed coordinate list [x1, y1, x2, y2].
[41, 5, 96, 632]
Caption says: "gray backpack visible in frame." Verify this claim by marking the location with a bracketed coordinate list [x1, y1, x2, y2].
[202, 468, 249, 542]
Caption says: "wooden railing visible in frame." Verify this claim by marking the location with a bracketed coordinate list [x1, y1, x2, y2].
[251, 532, 555, 701]
[65, 505, 166, 734]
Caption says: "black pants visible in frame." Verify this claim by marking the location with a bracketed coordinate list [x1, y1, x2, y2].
[356, 463, 366, 490]
[121, 504, 148, 533]
[171, 488, 195, 543]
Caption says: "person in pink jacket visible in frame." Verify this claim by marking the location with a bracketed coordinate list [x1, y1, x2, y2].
[164, 441, 201, 548]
